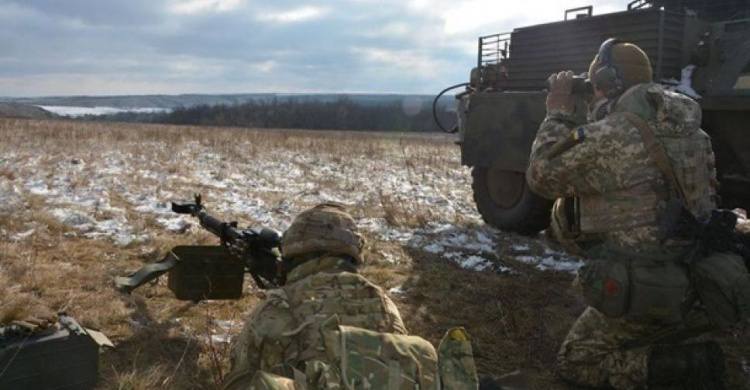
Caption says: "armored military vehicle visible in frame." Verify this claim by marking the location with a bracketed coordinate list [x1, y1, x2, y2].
[439, 0, 750, 234]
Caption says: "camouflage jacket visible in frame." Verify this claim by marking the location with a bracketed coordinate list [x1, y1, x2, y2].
[527, 83, 717, 252]
[222, 255, 407, 389]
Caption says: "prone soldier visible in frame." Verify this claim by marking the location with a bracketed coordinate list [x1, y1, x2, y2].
[222, 202, 479, 389]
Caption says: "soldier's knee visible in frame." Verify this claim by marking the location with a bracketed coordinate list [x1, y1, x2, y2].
[556, 343, 608, 388]
[556, 352, 578, 383]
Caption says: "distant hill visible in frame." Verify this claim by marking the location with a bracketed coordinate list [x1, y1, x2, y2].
[0, 103, 56, 119]
[2, 93, 453, 110]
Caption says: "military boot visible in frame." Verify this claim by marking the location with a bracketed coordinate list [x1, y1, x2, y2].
[647, 341, 725, 390]
[478, 371, 529, 390]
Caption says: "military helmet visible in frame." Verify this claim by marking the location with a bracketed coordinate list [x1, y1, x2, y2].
[588, 38, 653, 97]
[282, 202, 365, 264]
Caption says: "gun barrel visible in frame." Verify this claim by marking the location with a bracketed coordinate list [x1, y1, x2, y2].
[197, 211, 225, 237]
[195, 210, 248, 245]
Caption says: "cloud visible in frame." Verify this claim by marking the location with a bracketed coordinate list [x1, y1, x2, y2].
[249, 61, 277, 73]
[169, 0, 243, 14]
[258, 6, 330, 23]
[0, 0, 632, 96]
[353, 47, 443, 78]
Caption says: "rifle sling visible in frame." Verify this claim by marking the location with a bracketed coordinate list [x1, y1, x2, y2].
[622, 112, 686, 202]
[114, 254, 177, 293]
[619, 113, 721, 346]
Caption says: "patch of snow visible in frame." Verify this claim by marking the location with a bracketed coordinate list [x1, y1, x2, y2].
[358, 217, 387, 231]
[159, 217, 190, 233]
[213, 320, 237, 330]
[423, 243, 444, 254]
[511, 254, 583, 274]
[127, 319, 145, 329]
[360, 217, 415, 243]
[112, 233, 149, 248]
[94, 217, 127, 233]
[427, 223, 455, 234]
[300, 190, 356, 206]
[379, 252, 399, 264]
[459, 255, 490, 271]
[37, 105, 171, 118]
[27, 181, 50, 195]
[54, 210, 94, 227]
[379, 229, 414, 243]
[388, 285, 405, 295]
[10, 229, 35, 241]
[210, 334, 231, 344]
[511, 244, 531, 252]
[132, 197, 173, 214]
[0, 183, 25, 213]
[6, 130, 493, 262]
[489, 263, 518, 275]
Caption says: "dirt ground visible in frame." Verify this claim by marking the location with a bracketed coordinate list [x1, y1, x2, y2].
[0, 118, 747, 389]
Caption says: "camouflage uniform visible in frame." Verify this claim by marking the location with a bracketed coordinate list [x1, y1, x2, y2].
[222, 255, 407, 389]
[527, 82, 718, 389]
[223, 204, 479, 389]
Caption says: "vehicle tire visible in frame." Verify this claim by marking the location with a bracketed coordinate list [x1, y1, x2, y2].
[471, 167, 553, 235]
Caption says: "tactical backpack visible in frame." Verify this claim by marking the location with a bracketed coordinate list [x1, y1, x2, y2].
[690, 252, 750, 328]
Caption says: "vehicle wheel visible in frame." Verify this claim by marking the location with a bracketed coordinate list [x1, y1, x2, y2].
[471, 167, 553, 235]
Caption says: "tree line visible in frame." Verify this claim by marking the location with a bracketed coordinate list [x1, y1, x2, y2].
[83, 97, 458, 133]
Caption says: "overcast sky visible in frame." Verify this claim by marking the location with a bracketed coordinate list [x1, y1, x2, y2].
[0, 0, 626, 97]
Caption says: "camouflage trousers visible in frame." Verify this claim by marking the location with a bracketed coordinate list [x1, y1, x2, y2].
[557, 307, 661, 389]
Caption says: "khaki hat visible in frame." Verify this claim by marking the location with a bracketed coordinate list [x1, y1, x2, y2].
[589, 42, 653, 93]
[282, 202, 365, 264]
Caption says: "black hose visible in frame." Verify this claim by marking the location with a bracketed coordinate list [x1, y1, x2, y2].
[432, 82, 470, 134]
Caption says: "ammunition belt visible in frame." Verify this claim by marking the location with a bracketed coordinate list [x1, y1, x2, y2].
[0, 316, 57, 344]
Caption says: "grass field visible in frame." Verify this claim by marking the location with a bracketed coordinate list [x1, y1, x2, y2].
[0, 118, 747, 389]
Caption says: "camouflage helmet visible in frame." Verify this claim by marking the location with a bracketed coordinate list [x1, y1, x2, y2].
[282, 202, 365, 264]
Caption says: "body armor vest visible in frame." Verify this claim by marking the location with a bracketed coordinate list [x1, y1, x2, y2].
[578, 84, 717, 234]
[579, 181, 663, 233]
[282, 259, 405, 363]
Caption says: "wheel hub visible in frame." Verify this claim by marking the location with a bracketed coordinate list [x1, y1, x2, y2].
[486, 169, 524, 208]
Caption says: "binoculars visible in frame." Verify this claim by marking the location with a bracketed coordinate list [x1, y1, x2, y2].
[546, 75, 594, 96]
[570, 76, 594, 95]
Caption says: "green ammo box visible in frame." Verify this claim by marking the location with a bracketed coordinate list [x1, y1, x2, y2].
[167, 245, 245, 301]
[0, 316, 111, 390]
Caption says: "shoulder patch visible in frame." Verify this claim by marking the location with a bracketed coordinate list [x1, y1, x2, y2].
[266, 288, 290, 309]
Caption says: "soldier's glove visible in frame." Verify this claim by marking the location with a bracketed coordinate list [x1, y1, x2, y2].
[546, 71, 575, 116]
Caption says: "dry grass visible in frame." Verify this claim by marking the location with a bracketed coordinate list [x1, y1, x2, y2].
[0, 118, 747, 389]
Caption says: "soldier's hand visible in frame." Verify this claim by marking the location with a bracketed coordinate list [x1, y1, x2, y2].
[548, 71, 574, 94]
[546, 70, 576, 115]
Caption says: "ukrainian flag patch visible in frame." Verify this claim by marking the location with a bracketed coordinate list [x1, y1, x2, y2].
[572, 127, 585, 141]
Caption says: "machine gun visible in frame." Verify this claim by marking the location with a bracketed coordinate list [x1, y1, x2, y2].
[115, 194, 283, 301]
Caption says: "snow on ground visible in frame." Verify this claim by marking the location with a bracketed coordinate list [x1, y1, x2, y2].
[36, 106, 171, 117]
[0, 129, 582, 275]
[505, 241, 584, 273]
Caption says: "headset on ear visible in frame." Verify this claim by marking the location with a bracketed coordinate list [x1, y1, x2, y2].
[593, 38, 623, 97]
